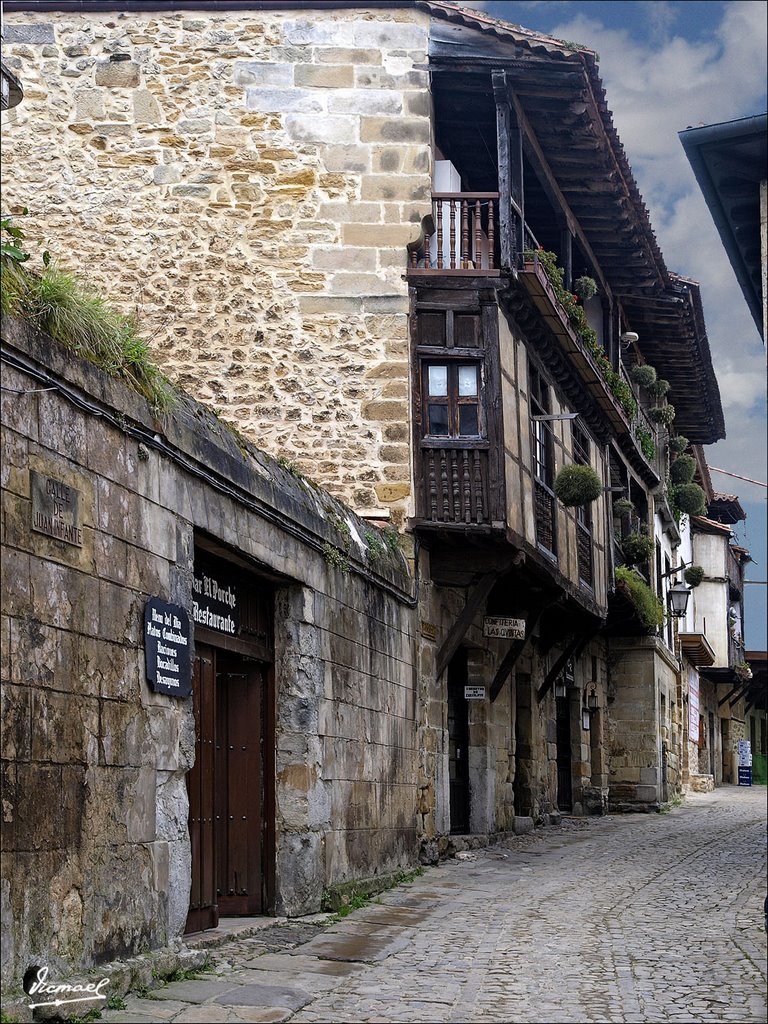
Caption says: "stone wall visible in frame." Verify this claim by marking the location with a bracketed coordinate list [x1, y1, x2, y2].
[0, 314, 418, 989]
[1, 6, 433, 521]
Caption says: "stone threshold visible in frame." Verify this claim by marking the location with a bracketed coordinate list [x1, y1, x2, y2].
[420, 812, 564, 864]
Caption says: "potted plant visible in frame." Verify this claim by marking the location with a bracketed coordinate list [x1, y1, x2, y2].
[683, 565, 705, 587]
[574, 275, 597, 300]
[648, 378, 670, 401]
[649, 404, 675, 427]
[621, 531, 655, 565]
[613, 497, 635, 518]
[671, 482, 706, 516]
[668, 435, 689, 455]
[554, 464, 603, 506]
[670, 453, 696, 485]
[630, 364, 657, 389]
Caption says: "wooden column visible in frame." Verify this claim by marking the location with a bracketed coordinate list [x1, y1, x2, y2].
[493, 70, 524, 270]
[560, 226, 573, 292]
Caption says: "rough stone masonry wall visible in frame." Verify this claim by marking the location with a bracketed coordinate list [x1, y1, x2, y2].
[1, 6, 433, 522]
[1, 315, 417, 988]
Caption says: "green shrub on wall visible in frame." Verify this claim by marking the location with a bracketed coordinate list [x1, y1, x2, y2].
[615, 567, 665, 631]
[554, 464, 603, 506]
[648, 378, 671, 400]
[668, 435, 689, 455]
[649, 404, 676, 426]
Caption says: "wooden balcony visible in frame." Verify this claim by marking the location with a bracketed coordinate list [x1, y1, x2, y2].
[408, 193, 500, 276]
[419, 444, 491, 526]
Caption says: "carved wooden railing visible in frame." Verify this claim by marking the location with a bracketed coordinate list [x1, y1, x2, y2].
[577, 520, 593, 588]
[421, 446, 490, 525]
[409, 192, 500, 274]
[534, 480, 556, 554]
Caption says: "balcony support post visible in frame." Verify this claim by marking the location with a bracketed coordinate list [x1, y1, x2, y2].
[560, 226, 573, 292]
[493, 70, 523, 271]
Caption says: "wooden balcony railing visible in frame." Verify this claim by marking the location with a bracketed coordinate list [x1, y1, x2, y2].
[535, 480, 556, 555]
[422, 446, 490, 525]
[408, 193, 500, 275]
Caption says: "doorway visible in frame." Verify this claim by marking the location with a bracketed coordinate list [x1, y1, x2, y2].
[186, 643, 271, 933]
[556, 695, 573, 811]
[447, 649, 470, 833]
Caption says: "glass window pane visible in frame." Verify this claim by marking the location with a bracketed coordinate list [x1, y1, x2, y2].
[428, 403, 449, 435]
[458, 365, 477, 396]
[459, 404, 479, 436]
[428, 365, 448, 397]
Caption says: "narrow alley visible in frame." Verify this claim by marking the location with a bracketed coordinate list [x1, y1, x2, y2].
[100, 787, 767, 1024]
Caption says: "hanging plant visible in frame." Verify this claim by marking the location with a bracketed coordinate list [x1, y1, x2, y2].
[668, 435, 689, 456]
[554, 464, 603, 507]
[615, 566, 665, 631]
[621, 531, 655, 565]
[630, 364, 657, 389]
[635, 426, 656, 462]
[648, 378, 671, 401]
[734, 661, 753, 682]
[684, 565, 705, 587]
[670, 454, 696, 485]
[574, 275, 597, 300]
[649, 404, 676, 426]
[613, 497, 635, 518]
[671, 482, 706, 516]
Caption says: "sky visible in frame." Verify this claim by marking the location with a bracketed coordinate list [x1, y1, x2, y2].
[465, 0, 767, 647]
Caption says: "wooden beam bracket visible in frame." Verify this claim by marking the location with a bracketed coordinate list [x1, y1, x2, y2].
[489, 588, 563, 703]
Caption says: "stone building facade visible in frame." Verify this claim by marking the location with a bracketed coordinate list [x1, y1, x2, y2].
[1, 0, 749, 994]
[1, 315, 417, 988]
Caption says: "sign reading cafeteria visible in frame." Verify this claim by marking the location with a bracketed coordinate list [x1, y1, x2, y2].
[144, 598, 192, 697]
[483, 616, 526, 639]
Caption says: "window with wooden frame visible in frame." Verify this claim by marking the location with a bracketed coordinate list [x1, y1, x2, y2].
[423, 361, 483, 439]
[529, 365, 557, 555]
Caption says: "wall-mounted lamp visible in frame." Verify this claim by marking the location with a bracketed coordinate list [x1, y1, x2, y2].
[586, 684, 599, 710]
[531, 413, 580, 422]
[667, 579, 691, 618]
[620, 331, 639, 347]
[555, 681, 567, 698]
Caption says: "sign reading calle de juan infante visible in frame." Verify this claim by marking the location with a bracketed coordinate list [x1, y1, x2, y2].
[144, 598, 192, 697]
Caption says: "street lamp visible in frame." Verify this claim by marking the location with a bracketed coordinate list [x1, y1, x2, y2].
[667, 578, 691, 618]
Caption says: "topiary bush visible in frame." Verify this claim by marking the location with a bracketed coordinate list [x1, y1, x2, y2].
[670, 453, 696, 485]
[630, 364, 657, 389]
[684, 565, 705, 588]
[554, 464, 603, 507]
[574, 275, 598, 300]
[671, 482, 706, 516]
[613, 498, 635, 518]
[649, 404, 675, 426]
[621, 531, 655, 565]
[668, 435, 689, 455]
[615, 566, 665, 632]
[648, 378, 671, 400]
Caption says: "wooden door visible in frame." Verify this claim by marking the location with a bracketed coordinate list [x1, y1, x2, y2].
[556, 695, 573, 811]
[215, 659, 264, 915]
[186, 646, 218, 933]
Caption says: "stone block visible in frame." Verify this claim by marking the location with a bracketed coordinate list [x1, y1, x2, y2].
[3, 23, 55, 43]
[329, 89, 402, 115]
[353, 22, 427, 49]
[323, 145, 371, 173]
[74, 88, 105, 121]
[133, 88, 161, 123]
[233, 61, 293, 87]
[513, 815, 534, 834]
[318, 47, 382, 65]
[285, 114, 358, 145]
[360, 117, 430, 144]
[282, 19, 356, 46]
[295, 64, 354, 89]
[361, 174, 430, 202]
[635, 784, 659, 802]
[95, 60, 141, 88]
[330, 272, 394, 296]
[311, 246, 376, 272]
[246, 87, 324, 114]
[341, 223, 414, 247]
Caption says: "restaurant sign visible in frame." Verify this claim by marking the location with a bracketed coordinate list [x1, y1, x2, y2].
[483, 616, 526, 640]
[144, 598, 192, 697]
[192, 564, 241, 637]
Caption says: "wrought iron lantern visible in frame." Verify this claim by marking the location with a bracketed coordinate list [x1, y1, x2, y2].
[667, 579, 691, 618]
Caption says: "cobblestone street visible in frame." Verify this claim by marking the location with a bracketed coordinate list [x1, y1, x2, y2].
[102, 787, 766, 1024]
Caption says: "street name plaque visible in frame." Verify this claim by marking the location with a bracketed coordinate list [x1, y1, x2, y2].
[30, 470, 83, 547]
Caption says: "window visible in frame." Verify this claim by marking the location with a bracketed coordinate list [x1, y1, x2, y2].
[530, 367, 553, 486]
[424, 362, 482, 438]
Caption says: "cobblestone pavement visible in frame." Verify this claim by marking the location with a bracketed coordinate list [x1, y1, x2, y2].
[101, 786, 767, 1024]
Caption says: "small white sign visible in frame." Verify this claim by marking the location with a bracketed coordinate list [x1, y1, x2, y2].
[483, 616, 526, 639]
[738, 739, 752, 767]
[464, 686, 486, 700]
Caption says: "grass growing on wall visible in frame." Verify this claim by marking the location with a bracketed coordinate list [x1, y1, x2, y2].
[1, 214, 173, 411]
[615, 566, 665, 631]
